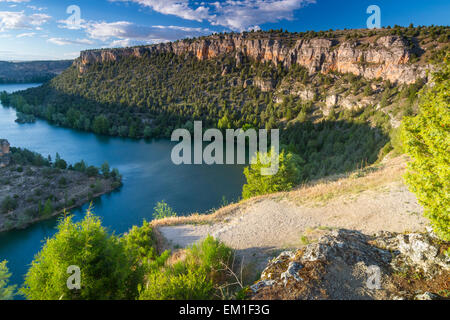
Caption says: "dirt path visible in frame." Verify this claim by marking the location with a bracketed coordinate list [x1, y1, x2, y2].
[157, 157, 428, 273]
[161, 182, 425, 248]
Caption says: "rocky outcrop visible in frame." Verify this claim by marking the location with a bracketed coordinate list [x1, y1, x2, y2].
[76, 34, 428, 84]
[250, 229, 449, 300]
[0, 139, 10, 168]
[323, 94, 375, 115]
[254, 77, 276, 92]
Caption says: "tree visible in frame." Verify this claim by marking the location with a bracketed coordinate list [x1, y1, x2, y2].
[218, 114, 232, 129]
[1, 196, 18, 213]
[153, 201, 177, 220]
[92, 115, 110, 135]
[402, 54, 450, 240]
[42, 199, 53, 217]
[54, 153, 67, 170]
[0, 261, 16, 300]
[22, 209, 142, 300]
[86, 166, 99, 177]
[242, 149, 304, 199]
[100, 161, 110, 178]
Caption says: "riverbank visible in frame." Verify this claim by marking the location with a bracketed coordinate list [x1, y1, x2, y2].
[0, 163, 122, 233]
[0, 143, 122, 233]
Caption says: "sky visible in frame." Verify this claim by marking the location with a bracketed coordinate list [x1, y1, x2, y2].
[0, 0, 449, 61]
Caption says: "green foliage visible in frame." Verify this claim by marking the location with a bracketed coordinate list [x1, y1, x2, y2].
[86, 166, 99, 177]
[21, 209, 143, 300]
[184, 235, 232, 275]
[389, 126, 404, 156]
[402, 55, 450, 240]
[0, 260, 16, 300]
[122, 220, 160, 267]
[242, 149, 304, 199]
[100, 161, 110, 178]
[54, 153, 67, 170]
[153, 201, 177, 220]
[92, 115, 110, 135]
[139, 236, 232, 300]
[42, 199, 53, 217]
[282, 119, 389, 179]
[10, 147, 50, 167]
[1, 196, 18, 213]
[139, 268, 212, 300]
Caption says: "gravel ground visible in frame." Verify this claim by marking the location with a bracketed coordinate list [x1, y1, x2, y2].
[159, 181, 427, 272]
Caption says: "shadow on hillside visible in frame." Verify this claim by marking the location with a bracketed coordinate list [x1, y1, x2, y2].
[11, 85, 389, 180]
[281, 120, 389, 180]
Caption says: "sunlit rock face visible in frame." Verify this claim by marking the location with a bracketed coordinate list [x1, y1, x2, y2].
[77, 34, 427, 84]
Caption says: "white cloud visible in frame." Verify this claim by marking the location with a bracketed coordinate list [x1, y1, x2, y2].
[86, 21, 211, 43]
[16, 31, 35, 37]
[57, 18, 87, 30]
[0, 0, 31, 3]
[211, 0, 315, 30]
[47, 37, 95, 46]
[111, 0, 210, 22]
[115, 0, 315, 31]
[27, 5, 47, 12]
[0, 11, 50, 31]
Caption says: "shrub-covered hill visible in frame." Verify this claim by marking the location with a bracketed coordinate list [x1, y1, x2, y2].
[2, 26, 448, 180]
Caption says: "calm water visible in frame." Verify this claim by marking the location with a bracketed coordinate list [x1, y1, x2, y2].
[0, 83, 246, 295]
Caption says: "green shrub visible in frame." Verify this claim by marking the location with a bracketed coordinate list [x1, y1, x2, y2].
[402, 55, 450, 240]
[242, 149, 304, 199]
[86, 166, 99, 177]
[139, 268, 212, 300]
[0, 260, 16, 300]
[1, 196, 18, 213]
[153, 201, 177, 220]
[139, 236, 233, 300]
[21, 209, 143, 300]
[122, 220, 160, 267]
[389, 126, 404, 156]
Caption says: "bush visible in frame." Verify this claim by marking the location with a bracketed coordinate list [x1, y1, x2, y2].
[86, 166, 99, 177]
[0, 260, 16, 300]
[1, 196, 18, 213]
[122, 220, 159, 266]
[242, 149, 304, 199]
[402, 55, 450, 240]
[389, 126, 404, 156]
[139, 236, 232, 300]
[21, 209, 143, 300]
[139, 268, 212, 300]
[153, 201, 177, 220]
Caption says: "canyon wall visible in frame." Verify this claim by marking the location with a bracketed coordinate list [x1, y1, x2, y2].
[76, 34, 428, 84]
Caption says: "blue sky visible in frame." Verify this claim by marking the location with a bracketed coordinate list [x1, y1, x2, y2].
[0, 0, 449, 60]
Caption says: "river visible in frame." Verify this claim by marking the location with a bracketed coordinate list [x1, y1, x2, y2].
[0, 83, 246, 295]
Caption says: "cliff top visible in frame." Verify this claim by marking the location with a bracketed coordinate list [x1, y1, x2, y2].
[80, 25, 449, 56]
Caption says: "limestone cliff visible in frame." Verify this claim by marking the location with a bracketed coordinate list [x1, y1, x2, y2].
[76, 33, 428, 84]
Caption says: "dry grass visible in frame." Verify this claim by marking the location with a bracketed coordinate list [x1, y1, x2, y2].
[287, 155, 409, 206]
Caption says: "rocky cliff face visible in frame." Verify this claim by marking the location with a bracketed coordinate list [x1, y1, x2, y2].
[77, 34, 428, 84]
[250, 229, 449, 300]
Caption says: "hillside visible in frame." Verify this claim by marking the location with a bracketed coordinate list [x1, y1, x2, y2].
[0, 140, 123, 232]
[0, 60, 73, 84]
[2, 26, 448, 182]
